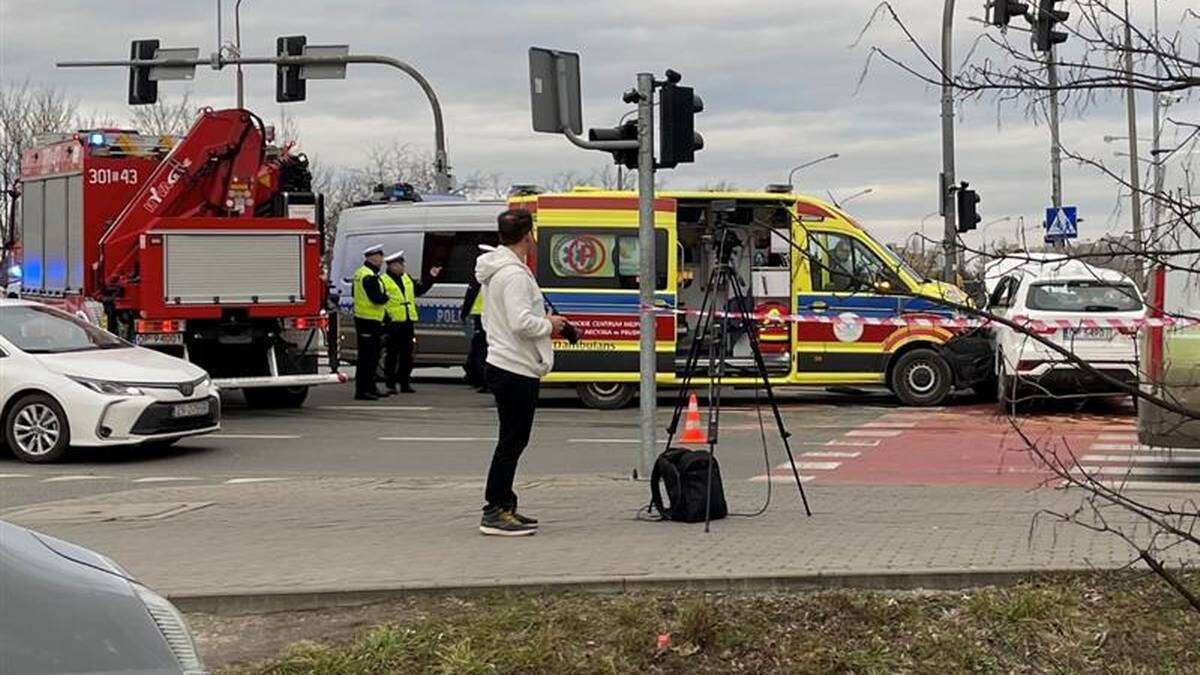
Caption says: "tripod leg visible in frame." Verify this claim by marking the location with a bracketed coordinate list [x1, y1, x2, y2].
[664, 263, 723, 449]
[727, 272, 813, 517]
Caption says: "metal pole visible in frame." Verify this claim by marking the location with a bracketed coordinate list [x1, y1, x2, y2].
[57, 53, 453, 193]
[940, 0, 958, 282]
[1123, 0, 1143, 281]
[235, 0, 245, 108]
[1047, 55, 1062, 209]
[1045, 45, 1065, 250]
[636, 72, 657, 479]
[1150, 0, 1164, 249]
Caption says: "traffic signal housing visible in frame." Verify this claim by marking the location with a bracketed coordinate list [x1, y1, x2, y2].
[276, 35, 307, 103]
[128, 39, 160, 105]
[991, 0, 1029, 27]
[1033, 0, 1069, 51]
[658, 82, 704, 169]
[589, 121, 639, 170]
[956, 183, 981, 233]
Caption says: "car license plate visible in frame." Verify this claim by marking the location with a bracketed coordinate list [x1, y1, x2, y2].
[136, 333, 184, 346]
[1065, 327, 1114, 341]
[172, 401, 209, 418]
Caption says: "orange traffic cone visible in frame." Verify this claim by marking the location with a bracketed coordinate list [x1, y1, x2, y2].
[678, 393, 708, 445]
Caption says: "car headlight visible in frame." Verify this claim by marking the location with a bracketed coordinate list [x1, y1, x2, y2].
[132, 583, 207, 674]
[68, 376, 144, 396]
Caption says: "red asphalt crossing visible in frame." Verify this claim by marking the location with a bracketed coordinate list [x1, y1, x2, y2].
[751, 401, 1197, 492]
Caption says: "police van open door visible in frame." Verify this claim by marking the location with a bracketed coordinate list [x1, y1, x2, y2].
[518, 193, 677, 409]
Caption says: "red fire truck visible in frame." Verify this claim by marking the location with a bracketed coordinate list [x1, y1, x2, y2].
[14, 107, 344, 407]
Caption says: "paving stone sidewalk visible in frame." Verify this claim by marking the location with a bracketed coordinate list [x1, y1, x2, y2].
[2, 476, 1190, 607]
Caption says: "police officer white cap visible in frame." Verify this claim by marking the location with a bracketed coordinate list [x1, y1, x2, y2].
[362, 244, 385, 257]
[385, 250, 405, 263]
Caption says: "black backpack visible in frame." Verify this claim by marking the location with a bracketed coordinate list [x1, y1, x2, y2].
[649, 447, 728, 523]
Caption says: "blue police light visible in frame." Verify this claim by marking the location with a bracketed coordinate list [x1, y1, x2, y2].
[87, 132, 107, 147]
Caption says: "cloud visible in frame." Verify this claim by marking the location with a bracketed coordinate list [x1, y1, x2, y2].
[1, 0, 1183, 245]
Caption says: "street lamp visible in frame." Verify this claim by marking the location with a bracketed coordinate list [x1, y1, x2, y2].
[786, 153, 839, 190]
[839, 187, 873, 206]
[979, 215, 1012, 250]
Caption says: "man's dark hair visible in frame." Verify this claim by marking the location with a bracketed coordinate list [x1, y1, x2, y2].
[497, 209, 534, 245]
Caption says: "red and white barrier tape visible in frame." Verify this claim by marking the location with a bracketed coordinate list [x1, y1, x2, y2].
[639, 304, 1199, 332]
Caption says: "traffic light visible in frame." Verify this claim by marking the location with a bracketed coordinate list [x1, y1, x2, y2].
[956, 183, 981, 233]
[276, 35, 307, 103]
[128, 39, 160, 105]
[991, 0, 1029, 27]
[588, 121, 639, 170]
[1033, 0, 1069, 51]
[658, 81, 704, 169]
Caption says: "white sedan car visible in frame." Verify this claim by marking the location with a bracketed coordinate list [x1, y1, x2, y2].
[987, 258, 1145, 405]
[0, 299, 220, 462]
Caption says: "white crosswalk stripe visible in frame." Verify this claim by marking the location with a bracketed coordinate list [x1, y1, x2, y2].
[776, 461, 841, 471]
[749, 474, 815, 484]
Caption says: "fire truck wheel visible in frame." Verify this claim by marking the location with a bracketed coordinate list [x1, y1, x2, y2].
[890, 349, 952, 407]
[577, 382, 636, 410]
[243, 386, 310, 409]
[5, 394, 71, 463]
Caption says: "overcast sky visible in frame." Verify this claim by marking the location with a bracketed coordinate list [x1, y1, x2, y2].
[1, 0, 1190, 247]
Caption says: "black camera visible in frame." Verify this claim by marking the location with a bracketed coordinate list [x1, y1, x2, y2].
[560, 320, 583, 344]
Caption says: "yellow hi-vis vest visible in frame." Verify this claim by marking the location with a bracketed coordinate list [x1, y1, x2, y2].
[353, 265, 386, 321]
[381, 272, 417, 322]
[470, 289, 483, 316]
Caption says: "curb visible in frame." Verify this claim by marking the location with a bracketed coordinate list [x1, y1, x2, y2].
[172, 567, 1088, 615]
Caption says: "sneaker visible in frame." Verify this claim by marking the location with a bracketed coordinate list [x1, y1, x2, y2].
[354, 392, 380, 401]
[507, 509, 538, 527]
[384, 385, 399, 395]
[401, 385, 416, 393]
[479, 509, 536, 537]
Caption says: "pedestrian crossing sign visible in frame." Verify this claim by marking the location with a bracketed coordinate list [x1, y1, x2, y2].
[1044, 206, 1078, 241]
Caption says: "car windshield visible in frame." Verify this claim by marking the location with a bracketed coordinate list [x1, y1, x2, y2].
[0, 305, 130, 354]
[1026, 280, 1143, 312]
[851, 221, 926, 282]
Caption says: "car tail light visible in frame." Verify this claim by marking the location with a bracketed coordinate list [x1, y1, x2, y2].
[284, 315, 328, 330]
[135, 319, 186, 334]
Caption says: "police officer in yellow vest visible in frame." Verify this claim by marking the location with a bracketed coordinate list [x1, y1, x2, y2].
[460, 270, 487, 392]
[381, 250, 440, 394]
[353, 244, 390, 400]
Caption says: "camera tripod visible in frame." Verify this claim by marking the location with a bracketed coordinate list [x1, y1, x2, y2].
[659, 227, 813, 532]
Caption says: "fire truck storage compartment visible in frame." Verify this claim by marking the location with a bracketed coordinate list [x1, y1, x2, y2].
[162, 233, 305, 304]
[19, 174, 85, 293]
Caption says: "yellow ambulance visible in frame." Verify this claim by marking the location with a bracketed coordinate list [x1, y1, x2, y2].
[509, 188, 973, 408]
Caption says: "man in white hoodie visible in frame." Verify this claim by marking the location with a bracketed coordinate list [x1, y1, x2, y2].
[475, 209, 568, 536]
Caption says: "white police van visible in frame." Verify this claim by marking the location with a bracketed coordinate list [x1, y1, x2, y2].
[328, 193, 502, 368]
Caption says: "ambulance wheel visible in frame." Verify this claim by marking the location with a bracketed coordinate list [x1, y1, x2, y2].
[243, 386, 310, 409]
[890, 349, 952, 407]
[577, 382, 636, 410]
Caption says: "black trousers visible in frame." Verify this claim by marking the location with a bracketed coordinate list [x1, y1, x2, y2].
[465, 316, 487, 387]
[354, 318, 383, 396]
[384, 320, 415, 388]
[483, 364, 540, 511]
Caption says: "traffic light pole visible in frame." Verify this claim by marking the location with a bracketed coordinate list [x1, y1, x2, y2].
[58, 52, 453, 193]
[1046, 48, 1063, 211]
[1045, 47, 1067, 250]
[635, 72, 657, 480]
[940, 0, 959, 281]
